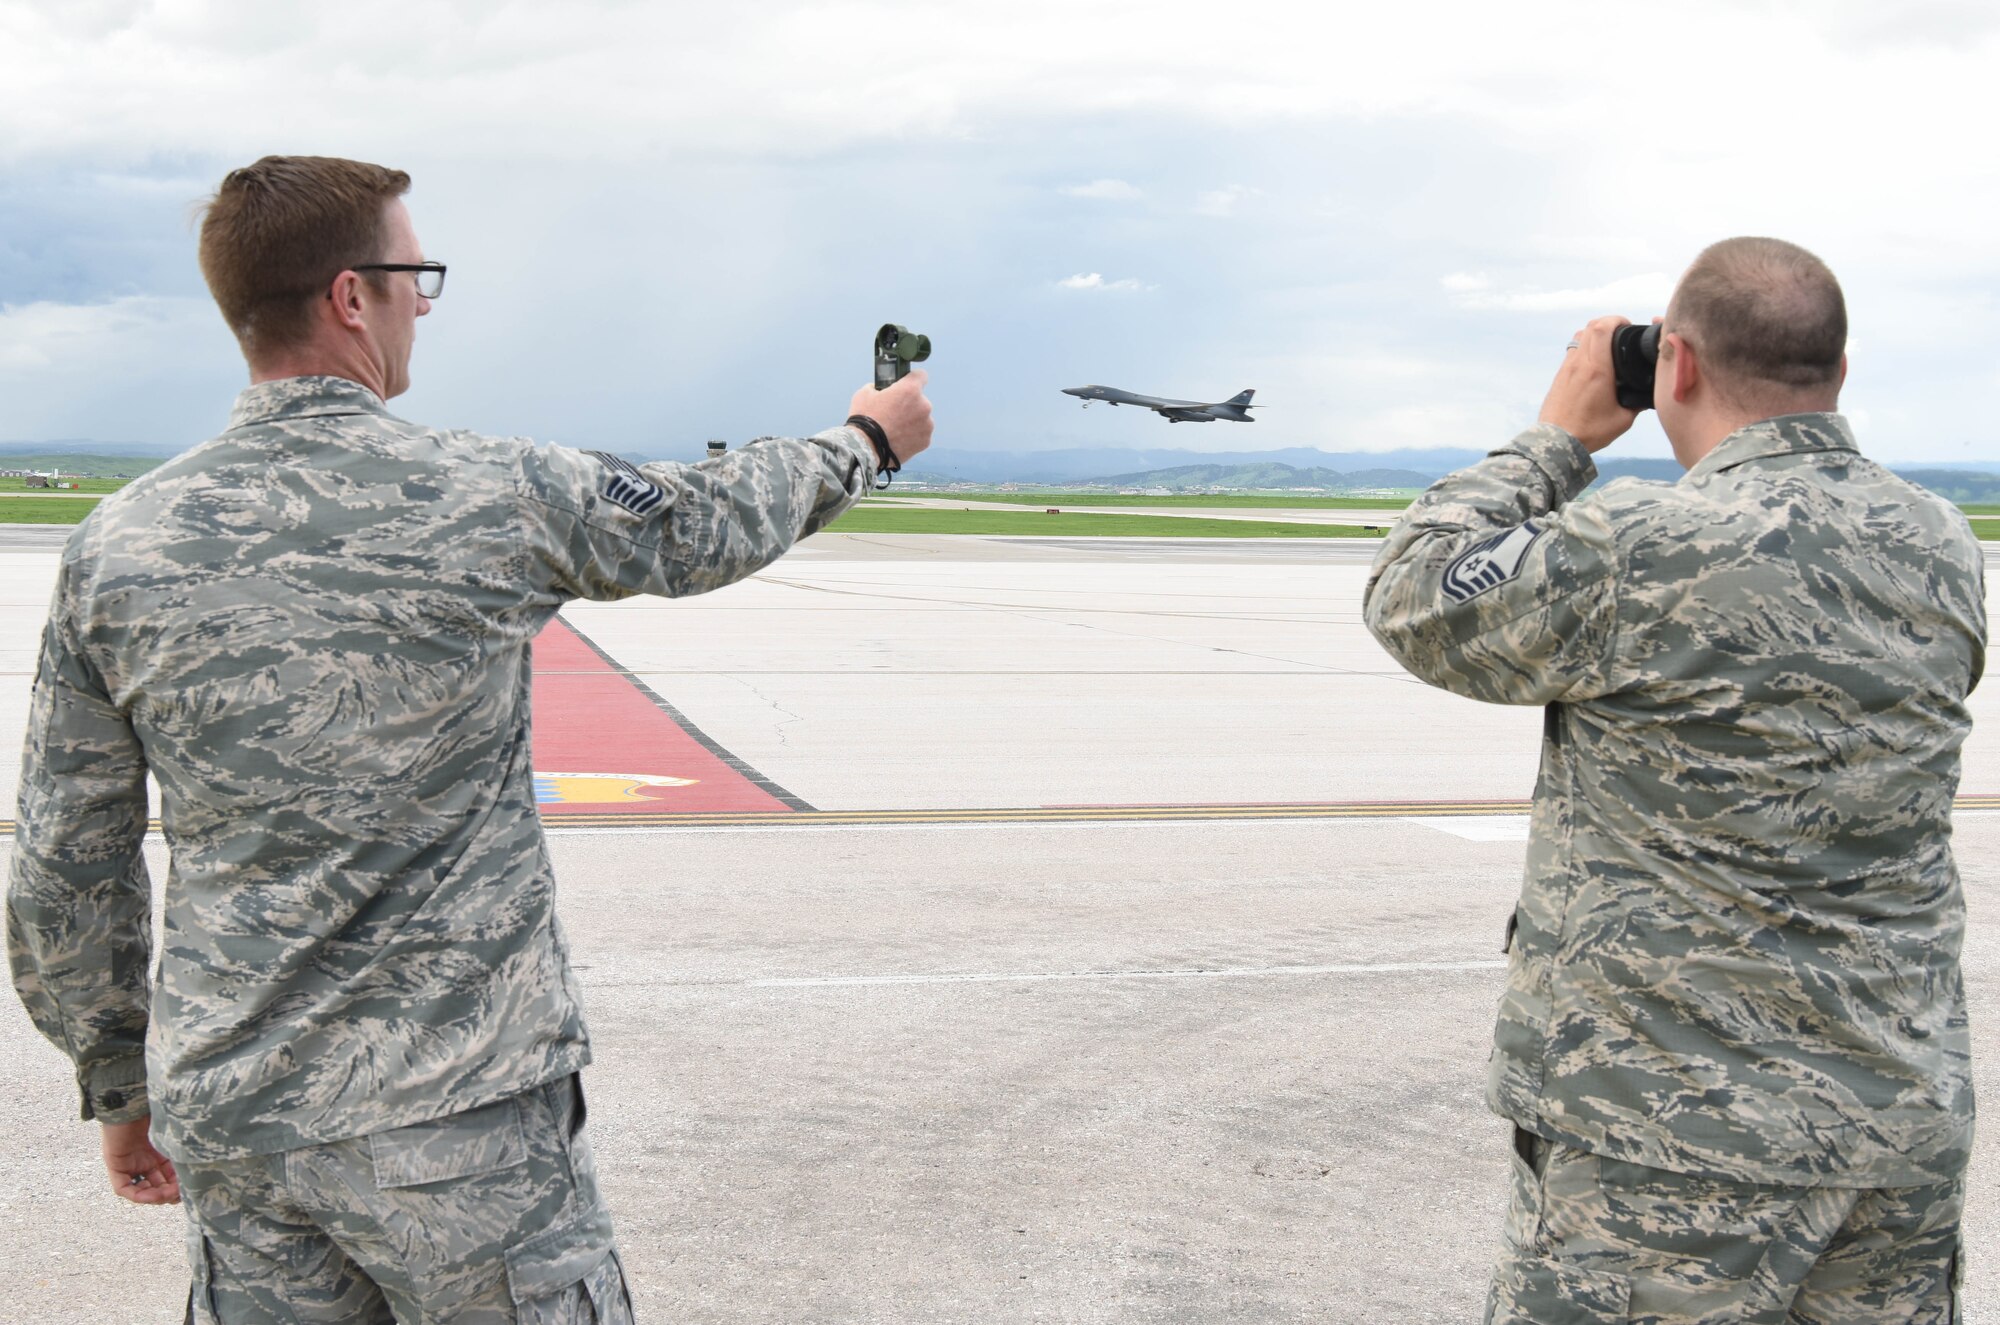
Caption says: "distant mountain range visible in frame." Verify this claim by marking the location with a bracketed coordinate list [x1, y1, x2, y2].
[904, 453, 2000, 502]
[1069, 462, 1439, 492]
[9, 439, 1999, 501]
[899, 445, 1495, 486]
[0, 440, 185, 459]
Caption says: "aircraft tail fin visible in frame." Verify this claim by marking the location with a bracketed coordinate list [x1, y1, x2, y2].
[1225, 389, 1256, 407]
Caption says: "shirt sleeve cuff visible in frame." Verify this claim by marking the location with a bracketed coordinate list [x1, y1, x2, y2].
[1499, 423, 1598, 503]
[828, 425, 879, 481]
[80, 1056, 149, 1125]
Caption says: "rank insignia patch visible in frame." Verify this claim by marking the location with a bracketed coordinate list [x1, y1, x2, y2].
[586, 450, 665, 516]
[1442, 521, 1546, 603]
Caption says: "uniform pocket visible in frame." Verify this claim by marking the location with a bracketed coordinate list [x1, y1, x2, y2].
[1489, 954, 1551, 1097]
[369, 1096, 529, 1189]
[1487, 1250, 1630, 1324]
[183, 1221, 218, 1323]
[506, 1201, 630, 1324]
[582, 1251, 635, 1324]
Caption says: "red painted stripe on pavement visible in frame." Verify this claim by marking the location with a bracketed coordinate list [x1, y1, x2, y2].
[531, 616, 805, 814]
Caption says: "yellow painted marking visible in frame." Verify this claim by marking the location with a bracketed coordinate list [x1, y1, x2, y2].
[7, 793, 1994, 836]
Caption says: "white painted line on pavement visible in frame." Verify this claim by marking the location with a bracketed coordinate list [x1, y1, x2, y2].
[1402, 814, 1532, 842]
[536, 817, 1401, 837]
[747, 959, 1507, 989]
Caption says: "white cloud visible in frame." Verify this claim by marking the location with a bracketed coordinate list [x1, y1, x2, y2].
[1193, 184, 1257, 217]
[1057, 273, 1149, 292]
[3, 0, 1982, 192]
[0, 296, 218, 376]
[1450, 272, 1676, 315]
[0, 296, 241, 443]
[1061, 178, 1143, 201]
[0, 1, 1996, 465]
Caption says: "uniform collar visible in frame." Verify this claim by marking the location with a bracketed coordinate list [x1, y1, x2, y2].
[226, 375, 394, 430]
[1683, 412, 1857, 482]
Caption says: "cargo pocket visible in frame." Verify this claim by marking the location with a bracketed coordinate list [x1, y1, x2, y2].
[183, 1222, 218, 1324]
[1487, 1250, 1630, 1324]
[506, 1202, 631, 1324]
[369, 1096, 529, 1189]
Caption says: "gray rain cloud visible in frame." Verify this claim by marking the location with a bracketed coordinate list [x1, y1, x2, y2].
[2, 0, 1996, 466]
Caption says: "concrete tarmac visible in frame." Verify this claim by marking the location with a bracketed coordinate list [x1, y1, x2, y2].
[1, 527, 1997, 1323]
[876, 497, 1404, 526]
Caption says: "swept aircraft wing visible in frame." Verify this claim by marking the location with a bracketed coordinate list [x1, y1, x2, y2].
[1061, 385, 1259, 423]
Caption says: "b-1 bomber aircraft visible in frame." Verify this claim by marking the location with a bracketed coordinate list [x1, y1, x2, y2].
[1061, 384, 1259, 423]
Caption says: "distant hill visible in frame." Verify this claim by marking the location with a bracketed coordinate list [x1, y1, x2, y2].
[0, 440, 183, 460]
[1076, 462, 1435, 492]
[900, 446, 1488, 486]
[7, 435, 1995, 502]
[1893, 469, 2000, 503]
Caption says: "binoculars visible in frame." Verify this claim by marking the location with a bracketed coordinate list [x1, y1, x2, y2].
[1610, 322, 1661, 412]
[875, 324, 930, 391]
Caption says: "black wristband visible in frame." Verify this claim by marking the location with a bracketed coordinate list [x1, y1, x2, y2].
[845, 415, 899, 476]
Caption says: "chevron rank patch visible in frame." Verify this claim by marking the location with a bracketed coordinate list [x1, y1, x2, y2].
[585, 450, 665, 517]
[1441, 520, 1546, 603]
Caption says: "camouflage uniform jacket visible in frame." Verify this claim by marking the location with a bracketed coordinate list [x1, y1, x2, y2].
[1364, 413, 1986, 1186]
[7, 375, 877, 1162]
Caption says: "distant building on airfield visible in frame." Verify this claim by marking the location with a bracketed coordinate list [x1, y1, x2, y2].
[24, 474, 50, 488]
[707, 440, 727, 460]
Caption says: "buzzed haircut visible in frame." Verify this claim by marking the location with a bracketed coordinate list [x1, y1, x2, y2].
[198, 156, 411, 357]
[1669, 237, 1846, 397]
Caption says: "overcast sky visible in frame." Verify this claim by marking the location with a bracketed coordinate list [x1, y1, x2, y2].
[3, 0, 1997, 465]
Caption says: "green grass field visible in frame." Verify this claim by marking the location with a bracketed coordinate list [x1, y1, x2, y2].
[1961, 504, 1999, 517]
[900, 491, 1416, 510]
[0, 497, 99, 524]
[3, 492, 1991, 539]
[827, 506, 1384, 538]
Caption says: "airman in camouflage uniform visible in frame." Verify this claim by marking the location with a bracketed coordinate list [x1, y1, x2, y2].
[7, 155, 933, 1322]
[1366, 238, 1984, 1323]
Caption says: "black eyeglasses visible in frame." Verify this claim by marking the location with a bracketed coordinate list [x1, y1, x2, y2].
[351, 262, 446, 298]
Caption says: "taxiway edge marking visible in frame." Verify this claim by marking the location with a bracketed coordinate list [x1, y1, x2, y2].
[6, 793, 1995, 838]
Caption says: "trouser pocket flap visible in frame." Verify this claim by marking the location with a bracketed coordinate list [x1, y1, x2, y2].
[369, 1096, 528, 1189]
[506, 1201, 617, 1307]
[1490, 1252, 1631, 1324]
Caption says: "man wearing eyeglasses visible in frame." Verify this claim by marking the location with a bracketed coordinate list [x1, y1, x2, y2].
[6, 154, 932, 1323]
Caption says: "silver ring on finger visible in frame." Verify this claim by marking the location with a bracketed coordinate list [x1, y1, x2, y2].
[1564, 339, 1581, 350]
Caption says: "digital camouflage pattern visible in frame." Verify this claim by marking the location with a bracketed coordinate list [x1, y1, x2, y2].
[8, 374, 875, 1162]
[1365, 414, 1987, 1187]
[1488, 1127, 1961, 1324]
[183, 1075, 631, 1323]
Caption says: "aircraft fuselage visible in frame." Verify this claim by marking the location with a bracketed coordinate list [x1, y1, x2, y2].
[1062, 385, 1258, 423]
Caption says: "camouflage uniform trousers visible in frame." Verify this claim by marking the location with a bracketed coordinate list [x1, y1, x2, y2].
[180, 1075, 633, 1324]
[1487, 1127, 1962, 1324]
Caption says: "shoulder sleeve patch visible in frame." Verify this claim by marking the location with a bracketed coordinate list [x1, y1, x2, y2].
[1441, 520, 1547, 603]
[584, 450, 665, 517]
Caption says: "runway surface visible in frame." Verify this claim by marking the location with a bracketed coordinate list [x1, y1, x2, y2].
[2, 528, 1997, 1323]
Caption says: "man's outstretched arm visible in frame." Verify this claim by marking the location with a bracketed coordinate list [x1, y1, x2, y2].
[523, 371, 934, 602]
